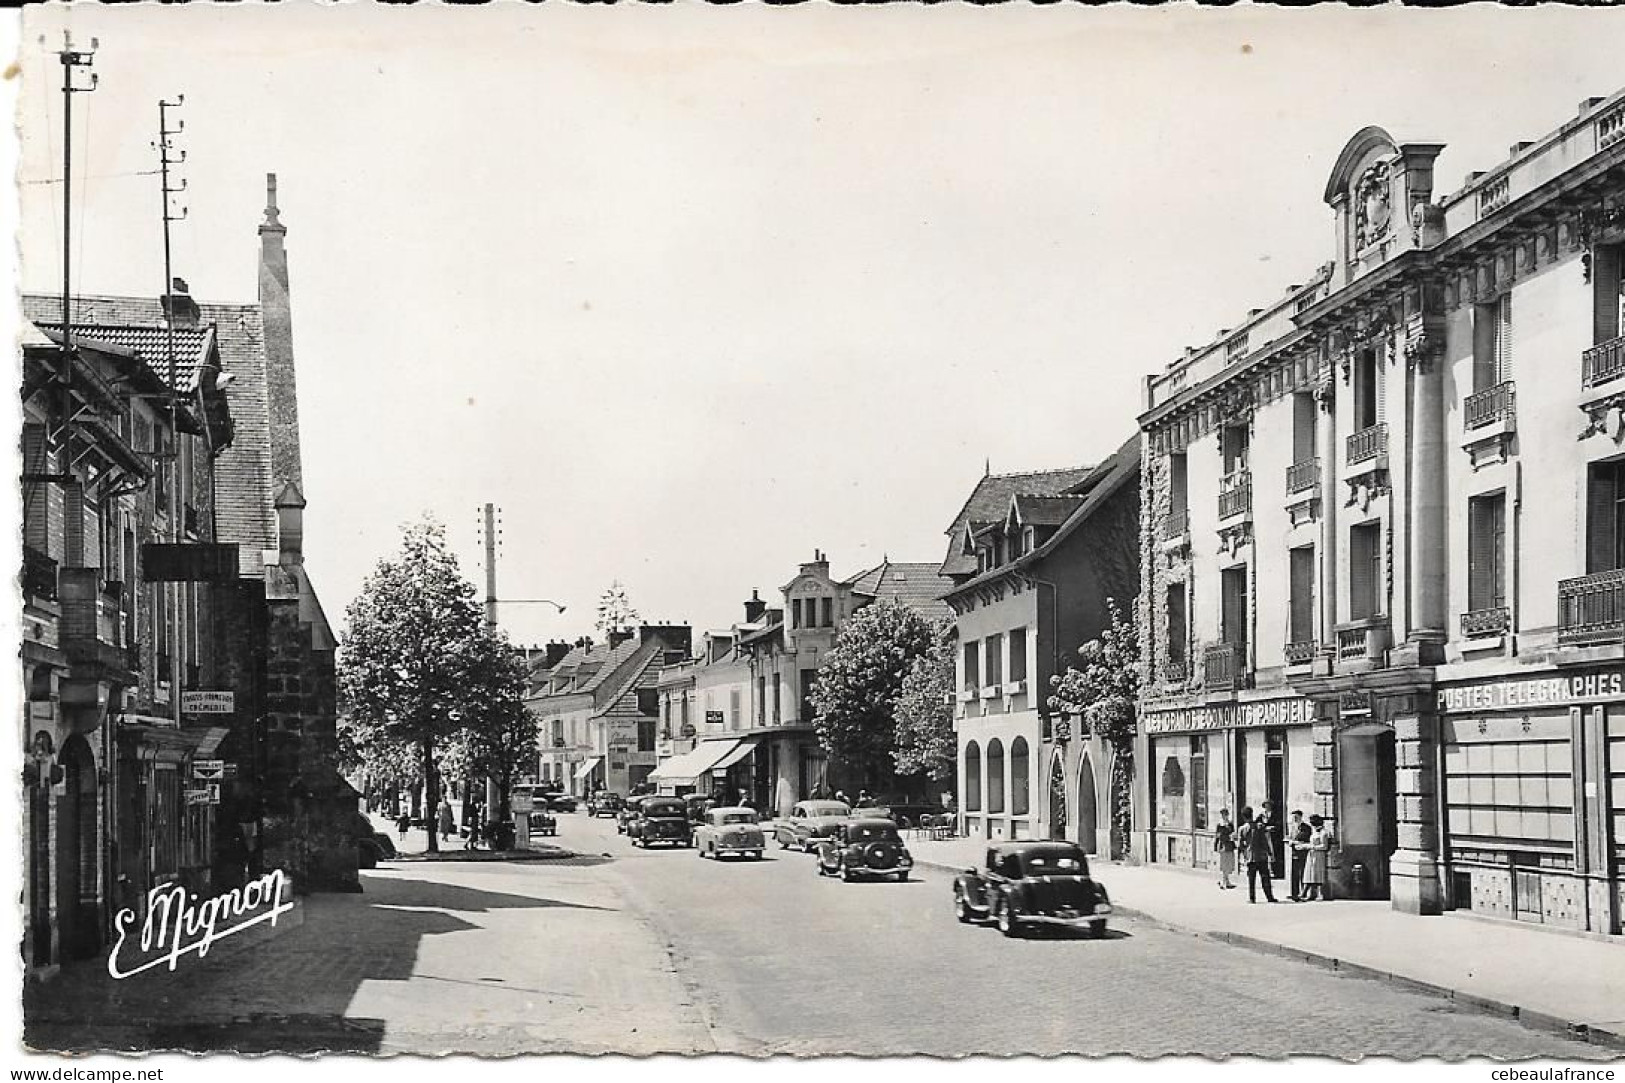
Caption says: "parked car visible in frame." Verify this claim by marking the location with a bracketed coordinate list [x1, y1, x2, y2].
[953, 842, 1112, 939]
[774, 800, 852, 851]
[544, 793, 578, 813]
[685, 793, 715, 823]
[616, 795, 648, 834]
[587, 791, 624, 818]
[815, 818, 913, 882]
[357, 831, 397, 869]
[629, 796, 693, 848]
[693, 806, 765, 860]
[530, 808, 558, 837]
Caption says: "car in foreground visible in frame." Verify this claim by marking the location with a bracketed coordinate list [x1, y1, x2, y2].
[616, 795, 648, 834]
[693, 806, 765, 860]
[629, 796, 693, 848]
[774, 800, 853, 851]
[953, 842, 1112, 939]
[815, 818, 913, 882]
[587, 791, 624, 818]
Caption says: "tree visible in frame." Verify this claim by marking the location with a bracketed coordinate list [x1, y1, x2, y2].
[1048, 597, 1141, 859]
[339, 518, 492, 853]
[454, 627, 538, 824]
[891, 618, 956, 783]
[810, 599, 938, 790]
[596, 580, 639, 638]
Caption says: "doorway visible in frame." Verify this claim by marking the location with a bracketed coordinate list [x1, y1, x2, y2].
[1337, 723, 1397, 899]
[57, 735, 100, 961]
[1076, 754, 1098, 854]
[1265, 728, 1286, 875]
[1047, 756, 1067, 841]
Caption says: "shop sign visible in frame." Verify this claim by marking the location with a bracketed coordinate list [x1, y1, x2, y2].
[512, 791, 534, 813]
[1437, 670, 1625, 713]
[191, 759, 225, 782]
[705, 710, 724, 724]
[182, 691, 234, 715]
[184, 784, 219, 805]
[1143, 697, 1313, 736]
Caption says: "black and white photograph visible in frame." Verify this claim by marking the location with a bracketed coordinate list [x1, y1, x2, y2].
[5, 0, 1625, 1071]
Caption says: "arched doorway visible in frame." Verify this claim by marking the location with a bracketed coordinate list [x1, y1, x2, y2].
[1047, 756, 1067, 840]
[57, 735, 101, 960]
[1077, 752, 1099, 855]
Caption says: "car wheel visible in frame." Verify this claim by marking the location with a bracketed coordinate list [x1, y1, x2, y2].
[778, 835, 788, 850]
[998, 898, 1023, 938]
[1086, 921, 1106, 940]
[840, 864, 854, 883]
[954, 889, 973, 924]
[895, 871, 909, 883]
[752, 852, 762, 861]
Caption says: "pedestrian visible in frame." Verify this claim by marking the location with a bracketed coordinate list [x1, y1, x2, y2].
[835, 789, 850, 807]
[437, 798, 455, 841]
[1258, 800, 1282, 890]
[856, 789, 875, 808]
[1212, 808, 1237, 889]
[1238, 805, 1277, 903]
[396, 810, 411, 840]
[1303, 815, 1331, 900]
[1286, 809, 1311, 901]
[464, 802, 483, 851]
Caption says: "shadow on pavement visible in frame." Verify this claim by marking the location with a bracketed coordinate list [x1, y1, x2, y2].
[365, 874, 616, 913]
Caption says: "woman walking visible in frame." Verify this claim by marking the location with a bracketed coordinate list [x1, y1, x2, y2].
[1212, 809, 1237, 889]
[1302, 814, 1331, 901]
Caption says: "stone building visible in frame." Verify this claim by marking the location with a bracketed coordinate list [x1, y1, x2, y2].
[940, 446, 1141, 848]
[1135, 90, 1625, 935]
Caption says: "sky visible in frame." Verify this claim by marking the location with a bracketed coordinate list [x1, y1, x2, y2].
[10, 3, 1625, 650]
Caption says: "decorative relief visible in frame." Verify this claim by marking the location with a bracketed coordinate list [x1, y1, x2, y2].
[1217, 521, 1252, 558]
[1354, 162, 1393, 250]
[1578, 391, 1625, 443]
[1345, 471, 1390, 514]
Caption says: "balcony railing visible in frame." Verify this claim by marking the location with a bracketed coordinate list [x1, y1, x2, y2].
[1558, 569, 1625, 646]
[1202, 643, 1244, 691]
[1461, 606, 1511, 639]
[1347, 423, 1388, 466]
[1218, 471, 1252, 520]
[23, 546, 58, 603]
[1285, 458, 1320, 495]
[1161, 508, 1189, 541]
[1464, 381, 1516, 430]
[1581, 334, 1625, 391]
[1164, 659, 1187, 685]
[1284, 640, 1318, 666]
[1337, 625, 1372, 661]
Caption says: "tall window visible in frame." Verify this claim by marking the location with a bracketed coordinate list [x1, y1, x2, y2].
[985, 633, 1003, 687]
[729, 688, 741, 730]
[637, 717, 656, 752]
[1595, 243, 1624, 345]
[791, 599, 802, 629]
[1221, 424, 1251, 475]
[963, 642, 980, 691]
[1008, 627, 1028, 686]
[1354, 347, 1381, 430]
[1169, 452, 1189, 520]
[1468, 492, 1508, 613]
[987, 739, 1006, 814]
[1288, 546, 1316, 646]
[755, 676, 766, 724]
[1292, 392, 1317, 465]
[965, 742, 982, 812]
[1474, 295, 1513, 392]
[1166, 583, 1188, 672]
[1220, 566, 1248, 656]
[799, 669, 819, 722]
[1010, 737, 1030, 817]
[820, 597, 833, 627]
[1586, 461, 1625, 575]
[1350, 521, 1383, 620]
[772, 680, 782, 724]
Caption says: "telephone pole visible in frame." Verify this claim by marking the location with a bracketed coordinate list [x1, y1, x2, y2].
[157, 95, 187, 727]
[481, 503, 500, 629]
[53, 32, 98, 442]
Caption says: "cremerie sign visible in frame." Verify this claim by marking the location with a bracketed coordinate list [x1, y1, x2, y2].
[1437, 670, 1625, 713]
[1142, 697, 1313, 736]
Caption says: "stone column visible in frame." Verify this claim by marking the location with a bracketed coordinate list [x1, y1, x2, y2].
[1315, 377, 1339, 673]
[1390, 703, 1442, 915]
[1400, 322, 1447, 663]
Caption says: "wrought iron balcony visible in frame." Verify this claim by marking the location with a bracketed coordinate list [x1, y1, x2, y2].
[22, 546, 58, 603]
[1464, 381, 1516, 430]
[1335, 619, 1390, 663]
[1581, 334, 1625, 391]
[1284, 640, 1318, 667]
[1285, 458, 1320, 495]
[1462, 607, 1510, 639]
[1202, 643, 1245, 691]
[1558, 569, 1625, 646]
[1164, 659, 1187, 685]
[1346, 424, 1388, 466]
[1218, 471, 1252, 520]
[1161, 508, 1190, 541]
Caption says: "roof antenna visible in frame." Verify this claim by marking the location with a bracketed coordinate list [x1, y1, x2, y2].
[984, 456, 991, 477]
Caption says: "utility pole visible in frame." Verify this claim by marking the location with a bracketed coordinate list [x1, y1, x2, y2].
[481, 502, 500, 629]
[157, 97, 187, 729]
[53, 32, 98, 443]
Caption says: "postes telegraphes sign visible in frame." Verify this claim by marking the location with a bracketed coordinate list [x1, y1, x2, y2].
[1142, 697, 1314, 736]
[1436, 671, 1625, 713]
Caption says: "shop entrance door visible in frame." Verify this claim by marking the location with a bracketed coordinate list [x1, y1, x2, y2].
[1338, 723, 1397, 899]
[1265, 728, 1286, 875]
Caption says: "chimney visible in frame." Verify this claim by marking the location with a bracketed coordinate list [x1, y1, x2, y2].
[608, 629, 634, 650]
[273, 479, 306, 564]
[544, 640, 572, 668]
[160, 277, 200, 329]
[1580, 96, 1608, 117]
[258, 172, 303, 494]
[744, 589, 766, 624]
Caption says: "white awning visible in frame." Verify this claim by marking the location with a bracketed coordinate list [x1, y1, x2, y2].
[649, 738, 742, 784]
[576, 756, 603, 779]
[709, 734, 762, 774]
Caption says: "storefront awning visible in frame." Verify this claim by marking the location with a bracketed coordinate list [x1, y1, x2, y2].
[649, 738, 743, 784]
[708, 734, 762, 774]
[577, 756, 603, 779]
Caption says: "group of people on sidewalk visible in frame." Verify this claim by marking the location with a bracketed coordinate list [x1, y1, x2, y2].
[1211, 801, 1332, 904]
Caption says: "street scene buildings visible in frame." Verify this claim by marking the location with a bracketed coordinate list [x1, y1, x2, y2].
[10, 7, 1625, 1067]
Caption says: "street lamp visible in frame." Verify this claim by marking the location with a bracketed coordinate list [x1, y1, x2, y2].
[492, 599, 567, 614]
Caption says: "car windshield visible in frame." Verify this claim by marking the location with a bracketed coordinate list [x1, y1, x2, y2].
[717, 812, 757, 825]
[801, 803, 851, 819]
[1018, 847, 1089, 876]
[846, 824, 899, 843]
[644, 800, 685, 817]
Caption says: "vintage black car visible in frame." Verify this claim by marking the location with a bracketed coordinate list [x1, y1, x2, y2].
[684, 793, 715, 823]
[629, 797, 693, 848]
[815, 818, 913, 882]
[544, 793, 578, 813]
[588, 791, 624, 818]
[953, 842, 1111, 938]
[616, 795, 648, 834]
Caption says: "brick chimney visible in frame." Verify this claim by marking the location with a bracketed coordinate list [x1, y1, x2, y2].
[743, 589, 766, 624]
[258, 173, 303, 494]
[608, 629, 634, 649]
[544, 640, 572, 667]
[160, 277, 200, 329]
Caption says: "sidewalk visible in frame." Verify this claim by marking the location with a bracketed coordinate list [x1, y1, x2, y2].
[907, 835, 1625, 1049]
[365, 812, 578, 861]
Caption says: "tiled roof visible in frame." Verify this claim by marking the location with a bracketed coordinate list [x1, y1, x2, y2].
[1011, 493, 1086, 527]
[940, 466, 1094, 576]
[846, 561, 955, 622]
[27, 318, 213, 393]
[23, 292, 276, 578]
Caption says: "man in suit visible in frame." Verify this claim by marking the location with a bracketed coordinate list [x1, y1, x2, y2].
[1286, 809, 1311, 900]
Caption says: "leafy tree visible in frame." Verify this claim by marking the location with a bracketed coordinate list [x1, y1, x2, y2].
[339, 518, 494, 853]
[451, 627, 537, 822]
[891, 618, 956, 783]
[595, 580, 639, 637]
[1048, 597, 1141, 859]
[810, 599, 938, 790]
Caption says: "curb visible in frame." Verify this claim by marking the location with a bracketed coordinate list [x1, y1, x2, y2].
[913, 856, 1622, 1050]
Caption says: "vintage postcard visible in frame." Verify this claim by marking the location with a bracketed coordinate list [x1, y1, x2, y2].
[6, 0, 1625, 1071]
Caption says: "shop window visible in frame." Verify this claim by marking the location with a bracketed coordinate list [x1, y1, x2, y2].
[1010, 737, 1029, 816]
[987, 739, 1006, 814]
[965, 742, 982, 812]
[1443, 737, 1574, 853]
[1155, 742, 1190, 830]
[1008, 628, 1028, 685]
[1468, 492, 1507, 613]
[1190, 735, 1208, 830]
[1350, 522, 1383, 620]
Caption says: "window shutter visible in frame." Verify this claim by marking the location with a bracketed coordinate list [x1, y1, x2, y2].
[1290, 547, 1315, 642]
[1473, 303, 1497, 393]
[1586, 464, 1618, 574]
[64, 481, 85, 566]
[1468, 498, 1492, 611]
[23, 424, 50, 553]
[1497, 294, 1513, 384]
[1491, 497, 1507, 609]
[1350, 525, 1377, 620]
[1594, 245, 1623, 345]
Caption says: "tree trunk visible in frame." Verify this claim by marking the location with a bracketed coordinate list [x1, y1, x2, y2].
[423, 734, 439, 854]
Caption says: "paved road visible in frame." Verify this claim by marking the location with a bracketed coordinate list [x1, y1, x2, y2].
[26, 811, 1608, 1057]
